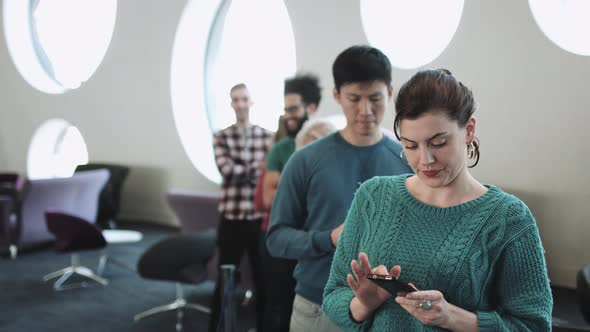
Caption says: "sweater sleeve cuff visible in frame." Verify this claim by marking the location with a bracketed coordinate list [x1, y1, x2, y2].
[477, 310, 500, 331]
[323, 292, 373, 331]
[312, 229, 335, 253]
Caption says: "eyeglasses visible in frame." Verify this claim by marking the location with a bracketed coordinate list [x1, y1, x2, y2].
[284, 104, 305, 113]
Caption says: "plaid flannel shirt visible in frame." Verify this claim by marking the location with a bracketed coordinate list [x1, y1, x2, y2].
[213, 124, 273, 220]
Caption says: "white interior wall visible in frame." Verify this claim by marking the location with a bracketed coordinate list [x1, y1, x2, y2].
[0, 0, 588, 287]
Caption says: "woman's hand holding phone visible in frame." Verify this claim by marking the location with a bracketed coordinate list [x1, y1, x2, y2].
[347, 252, 401, 321]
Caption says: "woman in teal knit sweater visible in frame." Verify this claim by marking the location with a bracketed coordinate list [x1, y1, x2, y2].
[323, 69, 552, 331]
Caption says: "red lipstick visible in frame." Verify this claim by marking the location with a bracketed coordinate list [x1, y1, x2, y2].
[422, 170, 440, 177]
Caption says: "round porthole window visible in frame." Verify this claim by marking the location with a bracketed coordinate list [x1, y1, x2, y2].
[170, 0, 296, 183]
[360, 0, 464, 69]
[27, 119, 89, 179]
[3, 0, 117, 93]
[529, 0, 590, 56]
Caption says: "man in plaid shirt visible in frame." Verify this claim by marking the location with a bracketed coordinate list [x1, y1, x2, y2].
[209, 83, 273, 332]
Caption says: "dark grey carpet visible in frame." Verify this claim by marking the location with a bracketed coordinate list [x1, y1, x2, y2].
[0, 223, 255, 332]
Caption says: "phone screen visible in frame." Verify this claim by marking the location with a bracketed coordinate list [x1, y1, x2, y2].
[366, 274, 417, 295]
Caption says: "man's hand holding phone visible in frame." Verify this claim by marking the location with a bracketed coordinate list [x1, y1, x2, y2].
[347, 252, 401, 321]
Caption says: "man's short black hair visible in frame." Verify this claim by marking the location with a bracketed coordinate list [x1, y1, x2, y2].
[284, 74, 322, 107]
[332, 45, 392, 92]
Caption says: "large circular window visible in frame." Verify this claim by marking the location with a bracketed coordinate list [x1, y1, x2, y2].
[170, 0, 296, 184]
[27, 119, 89, 179]
[3, 0, 117, 93]
[529, 0, 590, 56]
[360, 0, 464, 69]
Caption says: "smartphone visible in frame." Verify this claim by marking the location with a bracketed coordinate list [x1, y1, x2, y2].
[366, 274, 417, 295]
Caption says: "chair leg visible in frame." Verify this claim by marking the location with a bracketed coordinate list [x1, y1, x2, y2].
[97, 250, 107, 276]
[9, 245, 17, 259]
[75, 266, 109, 286]
[43, 267, 74, 281]
[134, 301, 183, 322]
[134, 300, 211, 327]
[53, 270, 75, 290]
[175, 283, 211, 314]
[184, 303, 211, 314]
[44, 253, 108, 291]
[134, 283, 210, 327]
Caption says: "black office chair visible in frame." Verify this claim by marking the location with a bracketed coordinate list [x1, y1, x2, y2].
[75, 163, 129, 229]
[134, 229, 216, 331]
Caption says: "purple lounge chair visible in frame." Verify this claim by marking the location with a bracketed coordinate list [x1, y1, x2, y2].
[13, 169, 109, 257]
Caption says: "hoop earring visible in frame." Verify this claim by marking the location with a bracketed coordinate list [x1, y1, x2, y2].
[467, 142, 475, 159]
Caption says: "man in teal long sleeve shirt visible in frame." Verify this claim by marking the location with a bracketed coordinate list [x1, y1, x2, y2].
[266, 46, 412, 332]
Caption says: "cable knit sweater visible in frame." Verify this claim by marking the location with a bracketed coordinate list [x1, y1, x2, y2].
[323, 175, 552, 331]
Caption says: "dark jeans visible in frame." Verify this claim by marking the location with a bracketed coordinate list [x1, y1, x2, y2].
[209, 217, 264, 332]
[259, 230, 297, 332]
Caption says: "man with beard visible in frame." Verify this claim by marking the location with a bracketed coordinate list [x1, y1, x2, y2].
[209, 83, 272, 332]
[263, 74, 321, 209]
[258, 74, 321, 331]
